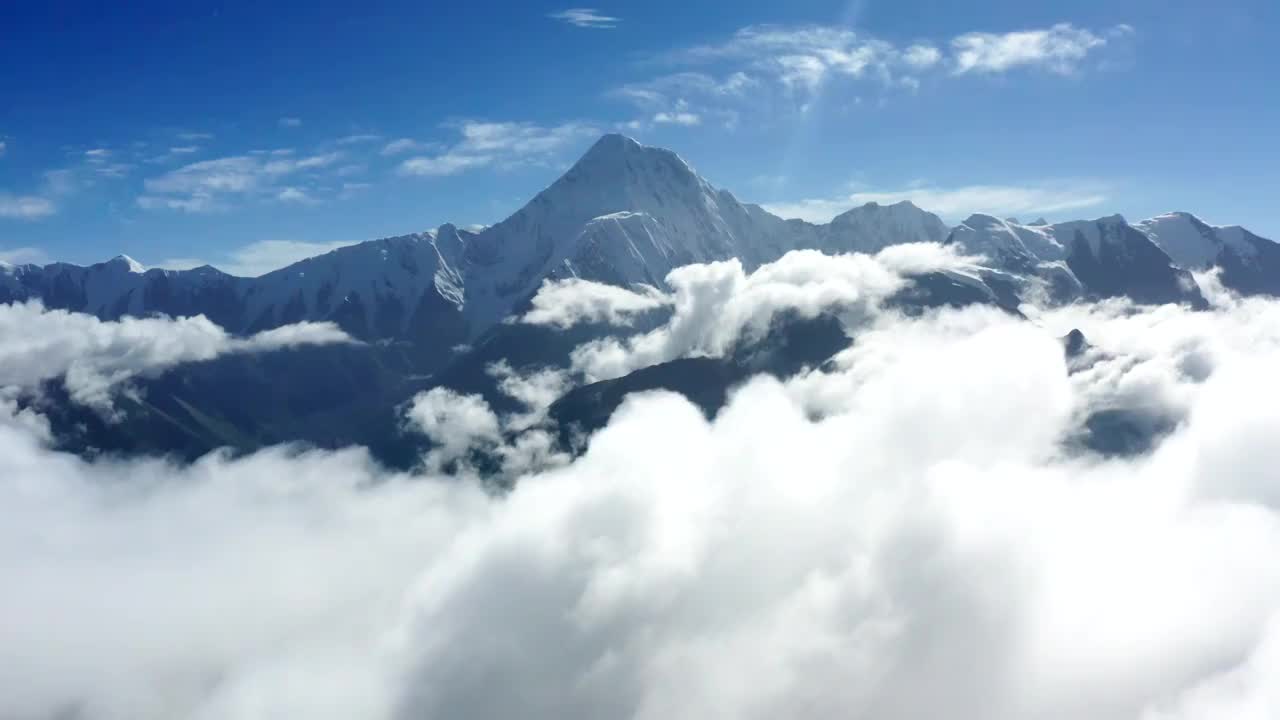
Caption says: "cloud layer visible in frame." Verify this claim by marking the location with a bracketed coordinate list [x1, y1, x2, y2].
[526, 244, 978, 381]
[0, 301, 354, 411]
[3, 250, 1280, 720]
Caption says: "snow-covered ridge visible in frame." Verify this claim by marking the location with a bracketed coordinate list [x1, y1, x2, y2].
[6, 134, 1279, 360]
[1137, 211, 1260, 269]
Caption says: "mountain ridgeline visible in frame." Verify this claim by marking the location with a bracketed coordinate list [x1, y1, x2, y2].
[6, 134, 1280, 465]
[11, 134, 1267, 370]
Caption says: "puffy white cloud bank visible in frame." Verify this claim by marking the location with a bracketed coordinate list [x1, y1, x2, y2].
[3, 254, 1280, 720]
[526, 243, 980, 381]
[0, 301, 354, 411]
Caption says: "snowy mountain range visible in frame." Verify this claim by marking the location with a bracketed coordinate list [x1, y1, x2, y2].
[4, 134, 1277, 368]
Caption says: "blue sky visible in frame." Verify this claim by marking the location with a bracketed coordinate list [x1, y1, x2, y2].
[1, 0, 1276, 274]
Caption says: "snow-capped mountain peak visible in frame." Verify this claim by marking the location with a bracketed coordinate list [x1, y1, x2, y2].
[826, 200, 949, 251]
[9, 134, 1280, 367]
[457, 134, 764, 328]
[1053, 215, 1131, 258]
[1136, 211, 1259, 269]
[105, 254, 146, 274]
[948, 214, 1064, 267]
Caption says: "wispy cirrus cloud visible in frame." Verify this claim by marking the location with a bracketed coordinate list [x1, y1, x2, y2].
[381, 138, 436, 156]
[400, 153, 493, 177]
[146, 145, 203, 165]
[616, 22, 1131, 122]
[0, 246, 48, 265]
[613, 72, 754, 130]
[73, 147, 134, 178]
[548, 8, 620, 29]
[398, 120, 599, 177]
[763, 181, 1108, 223]
[652, 111, 701, 126]
[335, 133, 382, 145]
[0, 194, 56, 220]
[278, 116, 303, 128]
[138, 151, 342, 212]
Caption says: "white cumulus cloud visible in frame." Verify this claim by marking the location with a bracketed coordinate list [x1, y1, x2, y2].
[3, 250, 1280, 720]
[522, 278, 672, 329]
[546, 244, 976, 381]
[0, 301, 354, 411]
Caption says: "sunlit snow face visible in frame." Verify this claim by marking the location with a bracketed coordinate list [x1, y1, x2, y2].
[2, 252, 1280, 720]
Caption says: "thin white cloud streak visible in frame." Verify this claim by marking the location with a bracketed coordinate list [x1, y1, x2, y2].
[763, 183, 1108, 223]
[0, 193, 56, 219]
[952, 23, 1124, 75]
[159, 238, 357, 277]
[3, 274, 1280, 719]
[548, 8, 621, 29]
[336, 134, 383, 145]
[0, 300, 354, 411]
[381, 138, 432, 156]
[399, 153, 492, 177]
[139, 152, 342, 212]
[652, 111, 701, 126]
[620, 22, 1130, 120]
[0, 247, 50, 265]
[279, 117, 303, 128]
[398, 121, 599, 177]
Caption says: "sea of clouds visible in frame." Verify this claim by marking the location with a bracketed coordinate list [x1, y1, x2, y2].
[2, 247, 1279, 720]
